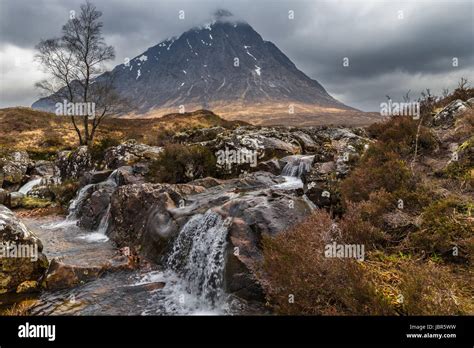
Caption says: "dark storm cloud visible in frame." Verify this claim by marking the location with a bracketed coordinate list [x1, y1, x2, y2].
[0, 0, 473, 110]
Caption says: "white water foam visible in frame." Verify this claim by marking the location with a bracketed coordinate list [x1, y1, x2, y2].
[18, 178, 43, 194]
[137, 210, 230, 315]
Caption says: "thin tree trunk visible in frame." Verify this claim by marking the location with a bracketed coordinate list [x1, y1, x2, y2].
[70, 115, 83, 145]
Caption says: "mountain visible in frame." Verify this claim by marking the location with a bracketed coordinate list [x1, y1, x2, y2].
[33, 12, 376, 126]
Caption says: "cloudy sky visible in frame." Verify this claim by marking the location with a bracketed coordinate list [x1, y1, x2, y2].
[0, 0, 473, 111]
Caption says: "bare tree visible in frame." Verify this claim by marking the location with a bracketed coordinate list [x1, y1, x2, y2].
[35, 1, 121, 146]
[458, 77, 469, 90]
[442, 88, 450, 98]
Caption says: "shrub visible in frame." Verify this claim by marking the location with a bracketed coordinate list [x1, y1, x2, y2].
[260, 210, 392, 315]
[39, 133, 64, 148]
[338, 197, 389, 247]
[409, 198, 473, 262]
[146, 144, 216, 184]
[340, 144, 415, 202]
[367, 116, 437, 157]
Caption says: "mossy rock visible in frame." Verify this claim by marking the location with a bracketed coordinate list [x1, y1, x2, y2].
[20, 196, 52, 209]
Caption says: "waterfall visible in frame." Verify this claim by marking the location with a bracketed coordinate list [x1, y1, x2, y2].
[281, 155, 314, 178]
[67, 169, 118, 220]
[166, 210, 229, 306]
[67, 183, 95, 220]
[274, 155, 314, 190]
[18, 178, 43, 194]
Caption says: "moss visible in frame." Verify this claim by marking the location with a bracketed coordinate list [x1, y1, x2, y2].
[20, 196, 52, 209]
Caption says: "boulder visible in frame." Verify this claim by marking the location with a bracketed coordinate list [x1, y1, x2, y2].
[207, 127, 302, 176]
[31, 160, 57, 177]
[104, 140, 162, 169]
[77, 186, 115, 230]
[256, 159, 281, 175]
[43, 259, 99, 290]
[114, 166, 146, 186]
[0, 205, 49, 294]
[108, 183, 206, 261]
[433, 99, 470, 128]
[0, 151, 31, 188]
[291, 130, 320, 152]
[56, 146, 93, 180]
[80, 170, 113, 187]
[220, 190, 313, 300]
[74, 176, 117, 230]
[16, 280, 40, 294]
[42, 255, 132, 291]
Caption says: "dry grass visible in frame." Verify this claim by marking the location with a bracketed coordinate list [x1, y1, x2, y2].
[0, 107, 244, 152]
[0, 299, 38, 316]
[260, 210, 473, 315]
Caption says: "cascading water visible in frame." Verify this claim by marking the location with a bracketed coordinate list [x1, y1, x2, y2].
[46, 170, 117, 235]
[274, 155, 315, 190]
[166, 210, 229, 306]
[67, 183, 95, 220]
[68, 169, 118, 220]
[281, 155, 314, 177]
[18, 177, 43, 194]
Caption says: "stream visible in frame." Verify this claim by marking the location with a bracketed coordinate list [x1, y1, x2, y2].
[3, 156, 312, 315]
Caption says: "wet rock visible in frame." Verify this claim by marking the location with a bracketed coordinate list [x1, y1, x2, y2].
[80, 170, 113, 187]
[0, 205, 49, 294]
[104, 140, 162, 169]
[42, 256, 132, 291]
[77, 186, 114, 230]
[256, 159, 281, 175]
[188, 177, 224, 188]
[108, 173, 312, 301]
[219, 190, 314, 301]
[433, 99, 470, 128]
[56, 146, 93, 180]
[114, 166, 146, 186]
[42, 259, 104, 290]
[108, 183, 206, 261]
[292, 130, 319, 152]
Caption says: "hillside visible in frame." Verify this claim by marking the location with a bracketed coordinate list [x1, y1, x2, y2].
[0, 107, 245, 156]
